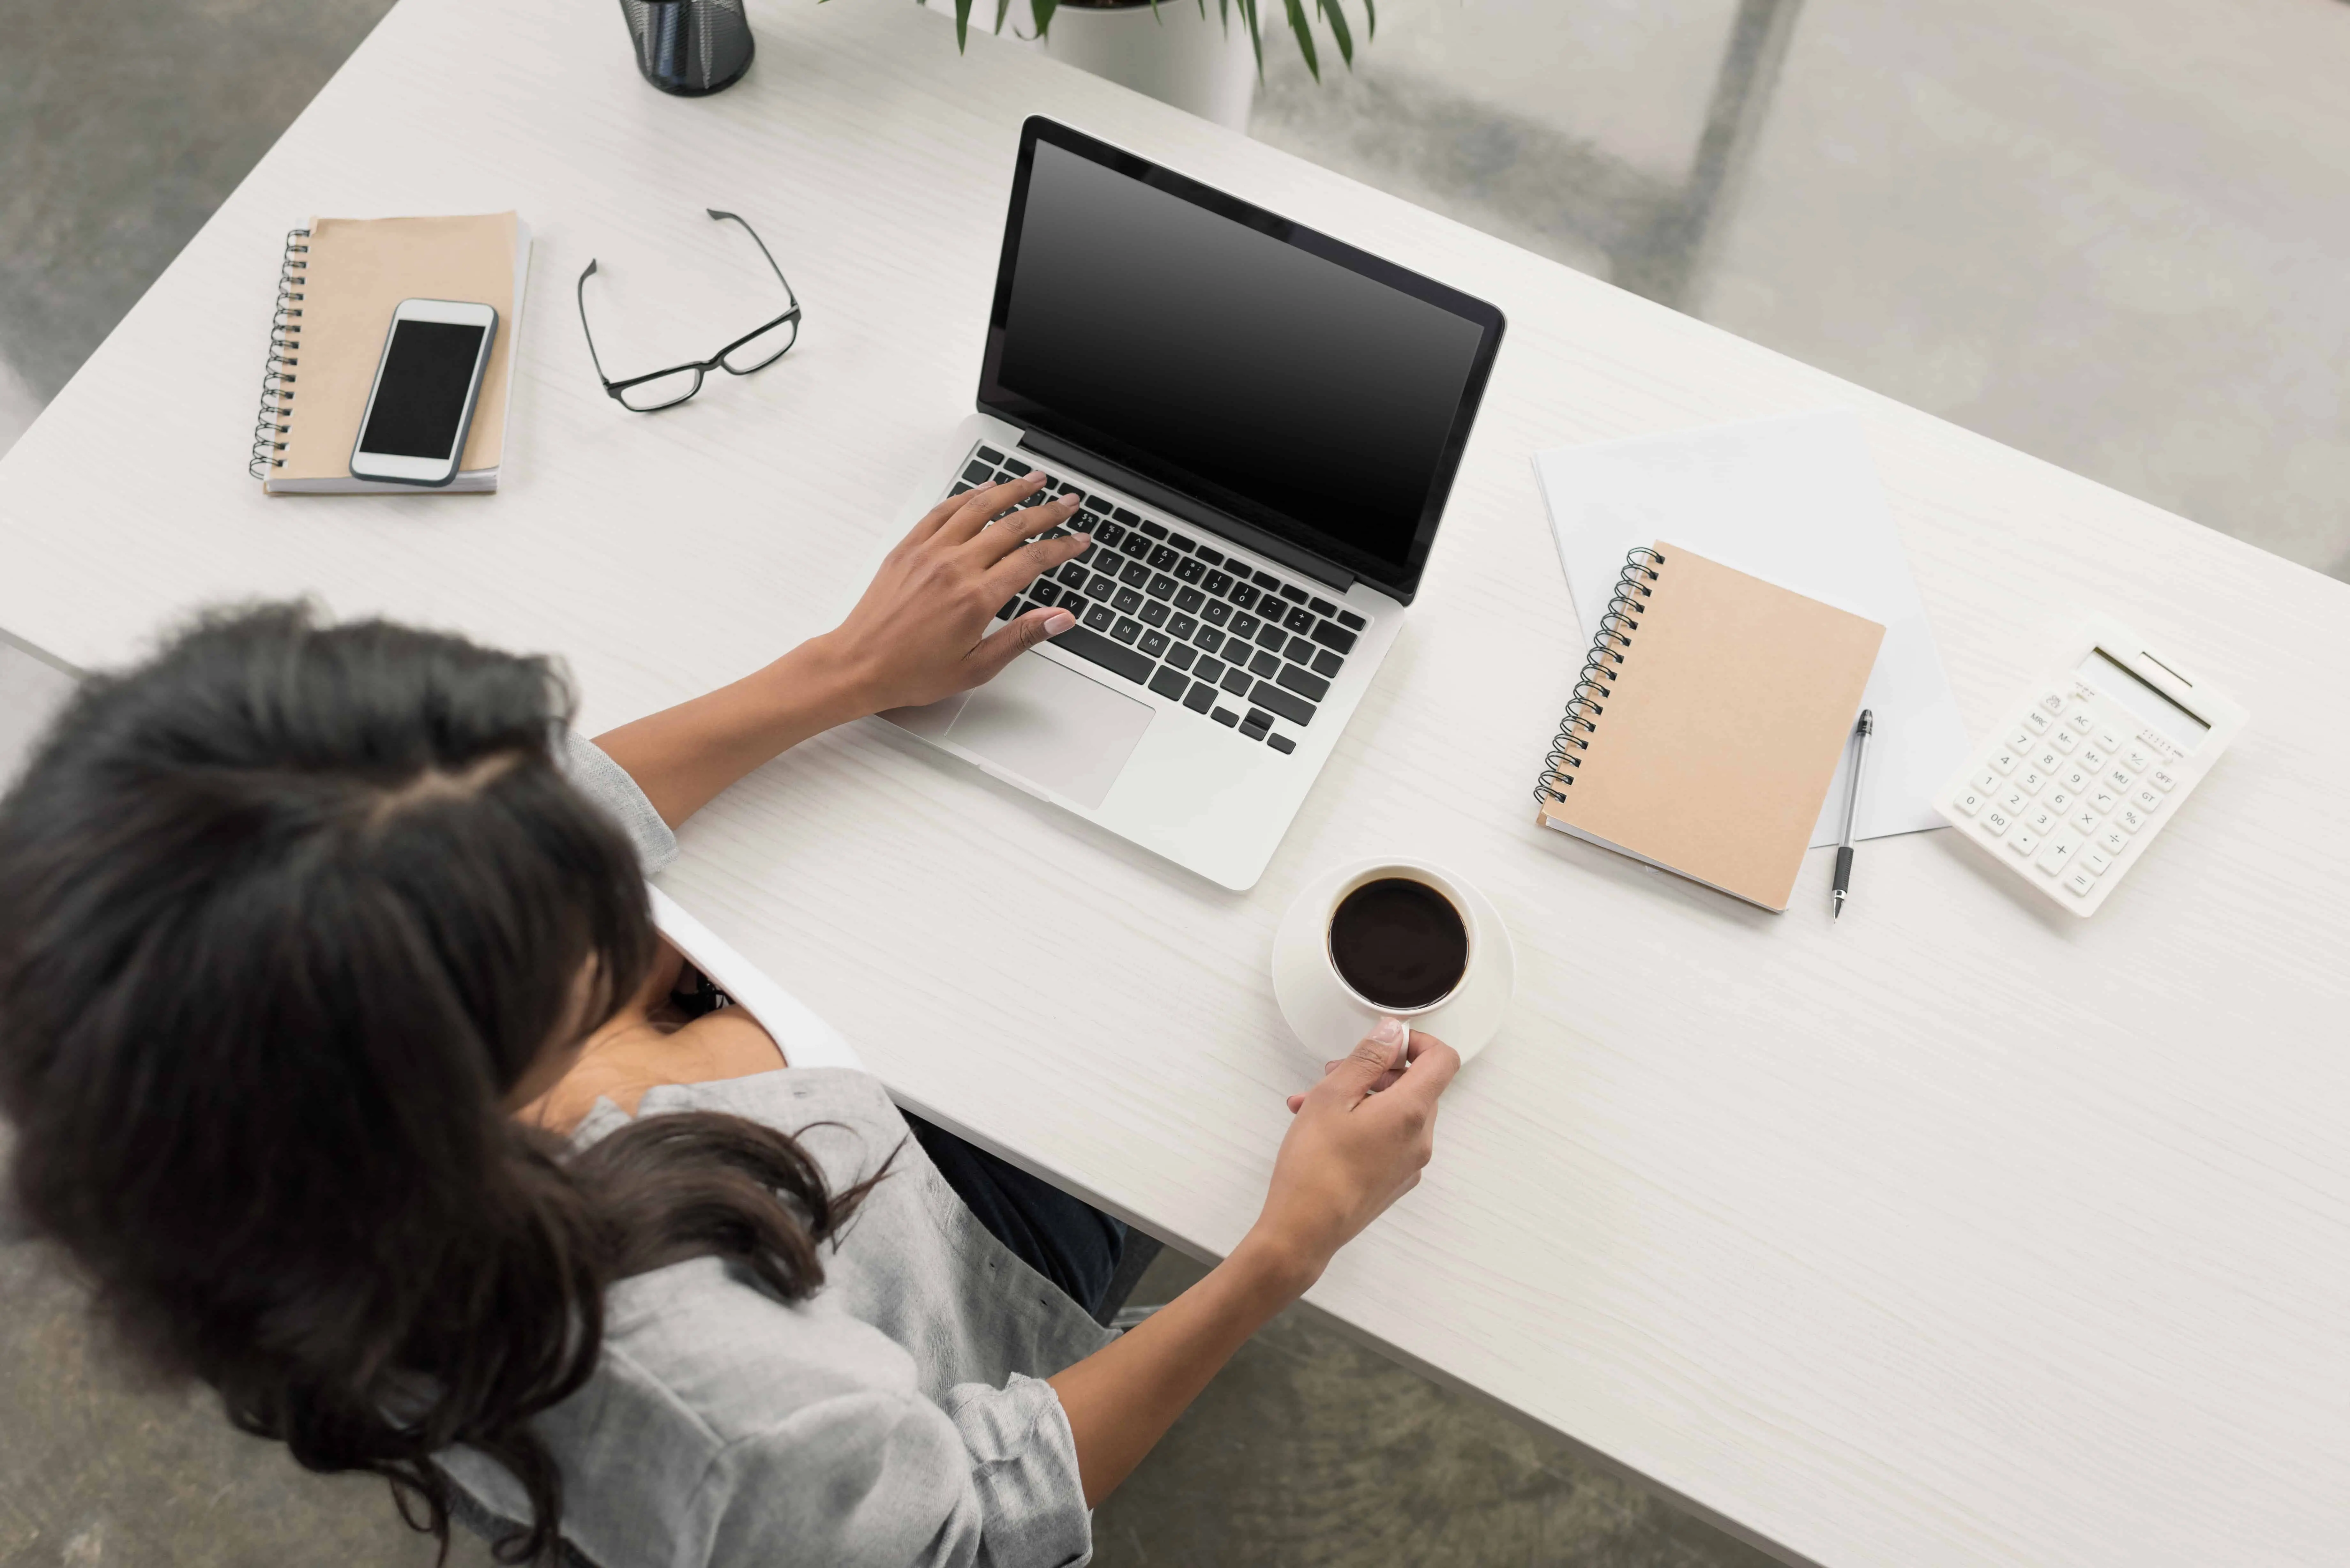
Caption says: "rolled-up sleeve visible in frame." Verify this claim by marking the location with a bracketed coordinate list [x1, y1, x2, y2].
[700, 1375, 1091, 1568]
[555, 727, 678, 875]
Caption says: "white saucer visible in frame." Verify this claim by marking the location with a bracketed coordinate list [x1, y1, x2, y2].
[1270, 859, 1514, 1068]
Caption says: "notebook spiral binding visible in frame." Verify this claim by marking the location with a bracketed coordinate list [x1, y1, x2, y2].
[248, 229, 310, 479]
[1534, 545, 1667, 804]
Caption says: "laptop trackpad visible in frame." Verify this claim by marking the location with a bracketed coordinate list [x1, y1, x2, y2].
[944, 651, 1153, 809]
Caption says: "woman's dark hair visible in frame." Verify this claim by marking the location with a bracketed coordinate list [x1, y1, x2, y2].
[0, 604, 868, 1565]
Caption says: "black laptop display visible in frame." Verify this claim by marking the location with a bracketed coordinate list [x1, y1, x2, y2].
[979, 117, 1505, 604]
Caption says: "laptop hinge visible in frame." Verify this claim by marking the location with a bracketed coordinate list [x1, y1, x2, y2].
[1016, 427, 1357, 595]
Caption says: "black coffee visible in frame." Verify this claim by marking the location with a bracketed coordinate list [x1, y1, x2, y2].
[1328, 877, 1469, 1010]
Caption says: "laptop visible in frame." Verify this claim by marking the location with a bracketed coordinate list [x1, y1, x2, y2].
[883, 117, 1505, 890]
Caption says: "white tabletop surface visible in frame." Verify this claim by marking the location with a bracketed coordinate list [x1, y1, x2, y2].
[2, 2, 2345, 1564]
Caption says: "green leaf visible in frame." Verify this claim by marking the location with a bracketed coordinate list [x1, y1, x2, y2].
[1362, 0, 1375, 41]
[1282, 0, 1320, 81]
[1237, 0, 1266, 76]
[954, 0, 973, 51]
[1031, 0, 1059, 39]
[993, 0, 1012, 33]
[1317, 0, 1353, 68]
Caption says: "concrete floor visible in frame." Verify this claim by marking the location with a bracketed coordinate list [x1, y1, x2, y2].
[4, 0, 2348, 1563]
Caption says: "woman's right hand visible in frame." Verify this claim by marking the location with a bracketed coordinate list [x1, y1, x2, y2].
[1246, 1018, 1461, 1289]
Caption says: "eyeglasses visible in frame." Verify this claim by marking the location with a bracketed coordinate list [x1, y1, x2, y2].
[576, 209, 802, 412]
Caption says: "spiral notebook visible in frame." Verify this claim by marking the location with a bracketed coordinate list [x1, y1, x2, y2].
[251, 213, 530, 493]
[1533, 542, 1885, 912]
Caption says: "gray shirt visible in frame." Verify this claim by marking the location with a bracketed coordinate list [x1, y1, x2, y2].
[452, 735, 1116, 1566]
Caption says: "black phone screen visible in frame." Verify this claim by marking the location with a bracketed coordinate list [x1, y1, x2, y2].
[359, 319, 487, 459]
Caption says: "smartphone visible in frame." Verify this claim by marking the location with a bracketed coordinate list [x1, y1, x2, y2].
[348, 298, 499, 487]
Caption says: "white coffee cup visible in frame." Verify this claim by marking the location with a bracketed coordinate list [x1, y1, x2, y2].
[1321, 860, 1481, 1018]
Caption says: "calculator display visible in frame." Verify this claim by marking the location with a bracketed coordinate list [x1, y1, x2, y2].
[2079, 649, 2209, 753]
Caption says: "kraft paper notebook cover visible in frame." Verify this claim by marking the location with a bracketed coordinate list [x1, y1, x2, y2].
[252, 213, 531, 494]
[1533, 542, 1885, 912]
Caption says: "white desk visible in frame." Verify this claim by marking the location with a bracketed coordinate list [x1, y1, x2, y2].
[2, 2, 2345, 1563]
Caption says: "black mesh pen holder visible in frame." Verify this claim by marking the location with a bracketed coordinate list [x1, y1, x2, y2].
[620, 0, 754, 96]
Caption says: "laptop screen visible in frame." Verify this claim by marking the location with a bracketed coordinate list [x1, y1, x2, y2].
[979, 119, 1504, 601]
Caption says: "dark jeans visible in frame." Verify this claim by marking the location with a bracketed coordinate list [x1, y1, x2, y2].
[902, 1111, 1126, 1320]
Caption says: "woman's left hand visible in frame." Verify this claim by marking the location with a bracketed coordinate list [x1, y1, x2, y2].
[818, 471, 1093, 714]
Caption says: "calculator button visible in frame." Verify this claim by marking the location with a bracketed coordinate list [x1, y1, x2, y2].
[2105, 765, 2135, 792]
[2094, 727, 2125, 753]
[1951, 788, 1984, 817]
[2089, 788, 2119, 815]
[2148, 766, 2179, 793]
[1989, 749, 2019, 775]
[2117, 806, 2147, 834]
[2066, 868, 2098, 898]
[2036, 832, 2082, 875]
[2025, 807, 2059, 836]
[2082, 848, 2112, 876]
[2066, 709, 2095, 734]
[2096, 825, 2129, 857]
[2050, 728, 2079, 754]
[2068, 807, 2101, 836]
[2033, 747, 2065, 775]
[2003, 790, 2032, 817]
[2077, 746, 2105, 772]
[2059, 767, 2090, 795]
[2024, 708, 2054, 733]
[2045, 789, 2074, 814]
[2133, 784, 2162, 812]
[2039, 692, 2065, 713]
[2122, 745, 2154, 773]
[1982, 808, 2013, 836]
[1974, 769, 2002, 795]
[2008, 727, 2035, 752]
[2018, 769, 2046, 795]
[2008, 828, 2040, 857]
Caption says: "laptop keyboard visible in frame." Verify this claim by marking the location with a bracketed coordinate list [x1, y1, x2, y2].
[954, 443, 1365, 755]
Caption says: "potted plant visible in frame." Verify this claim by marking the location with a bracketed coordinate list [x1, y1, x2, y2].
[945, 0, 1372, 130]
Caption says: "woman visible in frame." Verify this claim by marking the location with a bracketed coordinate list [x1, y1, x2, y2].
[0, 472, 1458, 1567]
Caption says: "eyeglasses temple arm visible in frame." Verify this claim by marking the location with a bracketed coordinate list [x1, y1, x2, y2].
[708, 209, 800, 311]
[574, 259, 617, 385]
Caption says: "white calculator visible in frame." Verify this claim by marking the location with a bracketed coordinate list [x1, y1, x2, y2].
[1938, 617, 2247, 916]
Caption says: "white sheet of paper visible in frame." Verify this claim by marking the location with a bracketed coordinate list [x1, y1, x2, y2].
[1533, 410, 1968, 845]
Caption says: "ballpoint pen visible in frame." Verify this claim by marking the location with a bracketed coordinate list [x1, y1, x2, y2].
[1832, 709, 1874, 921]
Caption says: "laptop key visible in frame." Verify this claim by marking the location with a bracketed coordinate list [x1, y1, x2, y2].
[1172, 557, 1206, 584]
[1212, 706, 1240, 727]
[1194, 658, 1227, 686]
[1202, 570, 1234, 595]
[1308, 597, 1337, 617]
[1228, 583, 1260, 611]
[1120, 534, 1152, 559]
[1029, 582, 1061, 608]
[1185, 682, 1218, 713]
[1082, 495, 1111, 515]
[1230, 611, 1262, 639]
[1140, 521, 1169, 539]
[1250, 682, 1317, 727]
[1279, 585, 1309, 605]
[1142, 631, 1175, 661]
[1055, 624, 1153, 683]
[1283, 605, 1316, 634]
[1195, 546, 1224, 566]
[1266, 733, 1296, 755]
[1139, 601, 1170, 627]
[1252, 570, 1281, 590]
[1082, 603, 1115, 632]
[1168, 533, 1196, 551]
[1255, 622, 1287, 651]
[1111, 617, 1143, 644]
[950, 482, 975, 496]
[1112, 507, 1142, 526]
[1336, 609, 1365, 631]
[1174, 587, 1206, 614]
[1147, 574, 1178, 599]
[1311, 648, 1344, 679]
[1147, 545, 1179, 571]
[1201, 601, 1232, 627]
[1194, 629, 1226, 656]
[1168, 613, 1198, 639]
[1086, 572, 1117, 599]
[1119, 561, 1151, 588]
[1094, 520, 1126, 547]
[976, 445, 1006, 466]
[995, 598, 1020, 621]
[1249, 650, 1282, 678]
[1308, 620, 1358, 655]
[1165, 643, 1197, 671]
[1219, 667, 1253, 696]
[963, 460, 995, 484]
[1277, 663, 1330, 703]
[1285, 635, 1315, 663]
[1148, 666, 1189, 700]
[1058, 562, 1089, 587]
[1113, 589, 1143, 614]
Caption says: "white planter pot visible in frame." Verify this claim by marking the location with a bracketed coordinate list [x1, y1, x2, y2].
[1040, 2, 1259, 132]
